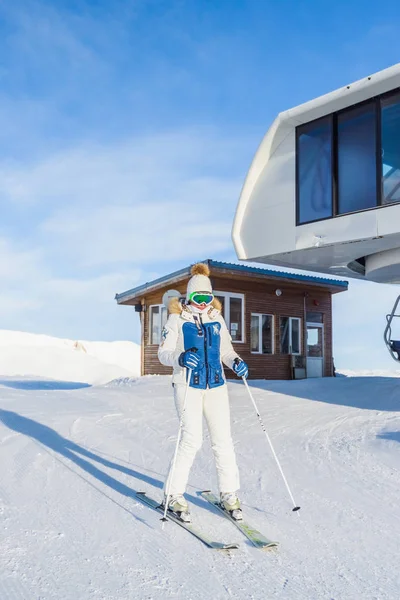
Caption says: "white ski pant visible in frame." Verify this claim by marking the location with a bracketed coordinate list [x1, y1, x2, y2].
[164, 383, 240, 496]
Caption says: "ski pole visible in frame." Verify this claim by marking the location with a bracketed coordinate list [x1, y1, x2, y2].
[162, 350, 197, 522]
[241, 373, 301, 512]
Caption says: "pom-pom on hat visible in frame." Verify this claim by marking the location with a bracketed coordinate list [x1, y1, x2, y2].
[186, 263, 213, 300]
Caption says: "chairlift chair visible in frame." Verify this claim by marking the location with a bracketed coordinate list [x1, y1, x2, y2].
[384, 295, 400, 361]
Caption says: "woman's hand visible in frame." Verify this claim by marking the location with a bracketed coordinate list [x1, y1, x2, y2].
[233, 359, 249, 379]
[179, 349, 200, 369]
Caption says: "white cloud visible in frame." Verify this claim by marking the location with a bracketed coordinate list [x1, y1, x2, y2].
[0, 259, 143, 341]
[0, 238, 47, 282]
[0, 131, 246, 207]
[0, 130, 245, 270]
[41, 202, 232, 267]
[0, 128, 249, 340]
[0, 295, 42, 314]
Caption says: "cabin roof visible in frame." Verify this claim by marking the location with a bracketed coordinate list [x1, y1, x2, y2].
[115, 259, 348, 305]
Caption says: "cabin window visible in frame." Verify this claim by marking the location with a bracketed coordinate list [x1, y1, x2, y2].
[251, 314, 274, 354]
[306, 311, 323, 323]
[297, 116, 333, 224]
[280, 317, 301, 355]
[149, 304, 168, 345]
[337, 102, 377, 215]
[214, 291, 244, 342]
[381, 92, 400, 205]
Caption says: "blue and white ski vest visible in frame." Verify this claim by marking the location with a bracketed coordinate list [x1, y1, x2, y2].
[158, 303, 240, 389]
[182, 317, 224, 389]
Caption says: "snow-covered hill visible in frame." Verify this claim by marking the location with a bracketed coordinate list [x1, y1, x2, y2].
[1, 374, 399, 599]
[0, 330, 141, 385]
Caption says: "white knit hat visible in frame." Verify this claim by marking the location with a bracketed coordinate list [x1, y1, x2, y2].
[186, 263, 213, 300]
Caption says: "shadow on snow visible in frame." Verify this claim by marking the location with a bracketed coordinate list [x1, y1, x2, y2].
[0, 379, 91, 391]
[229, 376, 400, 412]
[0, 409, 213, 516]
[377, 431, 400, 443]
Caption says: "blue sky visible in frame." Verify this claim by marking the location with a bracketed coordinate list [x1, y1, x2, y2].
[1, 0, 400, 370]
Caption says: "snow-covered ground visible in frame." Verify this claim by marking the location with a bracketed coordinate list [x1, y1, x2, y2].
[1, 370, 400, 599]
[0, 330, 140, 385]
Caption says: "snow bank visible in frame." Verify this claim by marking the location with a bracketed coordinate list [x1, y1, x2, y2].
[338, 368, 400, 378]
[0, 330, 141, 385]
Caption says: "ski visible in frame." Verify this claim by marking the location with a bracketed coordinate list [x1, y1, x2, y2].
[136, 492, 239, 551]
[200, 491, 279, 550]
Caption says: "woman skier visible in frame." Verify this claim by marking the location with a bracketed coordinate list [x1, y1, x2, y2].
[158, 263, 249, 522]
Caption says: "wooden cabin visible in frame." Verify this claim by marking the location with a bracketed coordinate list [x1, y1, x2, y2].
[115, 260, 348, 380]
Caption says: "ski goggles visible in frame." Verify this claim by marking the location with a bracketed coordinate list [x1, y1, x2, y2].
[189, 292, 214, 306]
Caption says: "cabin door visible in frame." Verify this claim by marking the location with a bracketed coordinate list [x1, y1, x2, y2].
[306, 323, 324, 378]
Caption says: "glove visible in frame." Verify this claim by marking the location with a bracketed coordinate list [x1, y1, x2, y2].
[233, 359, 248, 379]
[179, 348, 200, 370]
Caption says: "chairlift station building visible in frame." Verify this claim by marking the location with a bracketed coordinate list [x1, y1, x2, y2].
[233, 63, 400, 284]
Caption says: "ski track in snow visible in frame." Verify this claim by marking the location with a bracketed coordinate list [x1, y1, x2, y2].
[0, 375, 400, 599]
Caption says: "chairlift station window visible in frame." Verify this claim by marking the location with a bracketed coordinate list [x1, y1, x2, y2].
[296, 89, 400, 225]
